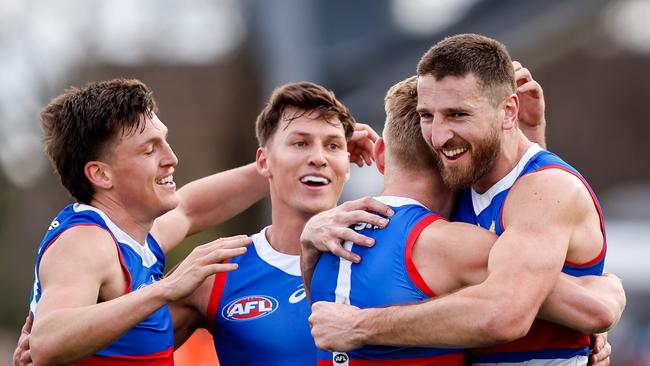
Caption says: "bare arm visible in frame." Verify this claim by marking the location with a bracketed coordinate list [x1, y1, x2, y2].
[30, 227, 249, 365]
[154, 163, 268, 252]
[540, 273, 625, 333]
[514, 61, 546, 148]
[415, 220, 624, 335]
[309, 170, 581, 351]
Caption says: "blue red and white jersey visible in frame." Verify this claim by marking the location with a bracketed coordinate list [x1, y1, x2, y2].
[29, 203, 174, 365]
[452, 144, 607, 366]
[207, 227, 315, 366]
[310, 196, 466, 366]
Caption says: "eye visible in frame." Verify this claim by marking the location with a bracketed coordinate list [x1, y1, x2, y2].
[293, 140, 307, 147]
[419, 112, 433, 122]
[327, 143, 341, 151]
[144, 147, 154, 156]
[450, 112, 467, 119]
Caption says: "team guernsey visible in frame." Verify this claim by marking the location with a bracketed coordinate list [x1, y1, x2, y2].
[207, 227, 315, 365]
[452, 144, 607, 366]
[29, 203, 174, 365]
[310, 196, 466, 366]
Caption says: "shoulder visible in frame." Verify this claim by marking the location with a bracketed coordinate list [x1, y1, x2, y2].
[40, 225, 119, 272]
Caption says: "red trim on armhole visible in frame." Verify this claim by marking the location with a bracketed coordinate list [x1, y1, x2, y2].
[206, 259, 230, 330]
[39, 224, 133, 294]
[502, 164, 607, 267]
[405, 214, 443, 298]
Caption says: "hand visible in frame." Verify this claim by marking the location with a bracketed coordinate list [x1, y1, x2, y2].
[513, 61, 546, 130]
[589, 332, 611, 365]
[160, 235, 251, 301]
[13, 314, 33, 366]
[300, 197, 394, 263]
[309, 302, 366, 352]
[348, 123, 379, 167]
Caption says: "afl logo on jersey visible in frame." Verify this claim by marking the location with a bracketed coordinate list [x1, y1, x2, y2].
[222, 295, 279, 321]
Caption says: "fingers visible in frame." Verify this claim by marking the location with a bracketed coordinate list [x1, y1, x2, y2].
[517, 80, 541, 95]
[336, 209, 390, 230]
[354, 123, 380, 142]
[343, 196, 394, 217]
[23, 314, 33, 332]
[203, 247, 248, 264]
[206, 235, 252, 250]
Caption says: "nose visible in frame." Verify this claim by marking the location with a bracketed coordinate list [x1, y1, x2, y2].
[308, 144, 327, 167]
[161, 141, 178, 167]
[429, 119, 454, 150]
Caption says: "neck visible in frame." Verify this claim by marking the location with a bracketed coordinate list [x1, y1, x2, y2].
[473, 128, 533, 194]
[88, 195, 154, 245]
[381, 162, 455, 219]
[266, 197, 312, 256]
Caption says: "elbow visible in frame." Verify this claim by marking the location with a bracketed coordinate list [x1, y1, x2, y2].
[588, 303, 620, 333]
[482, 302, 535, 344]
[30, 333, 67, 366]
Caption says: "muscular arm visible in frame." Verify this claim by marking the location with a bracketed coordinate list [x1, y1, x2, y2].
[540, 273, 625, 333]
[154, 163, 268, 252]
[310, 170, 589, 350]
[30, 227, 173, 365]
[416, 220, 624, 335]
[30, 228, 248, 365]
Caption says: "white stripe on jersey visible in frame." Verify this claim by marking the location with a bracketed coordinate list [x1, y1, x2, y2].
[332, 240, 354, 365]
[473, 354, 587, 366]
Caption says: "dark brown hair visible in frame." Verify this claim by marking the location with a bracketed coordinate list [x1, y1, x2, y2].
[41, 78, 158, 203]
[255, 82, 355, 146]
[384, 76, 437, 171]
[417, 33, 515, 103]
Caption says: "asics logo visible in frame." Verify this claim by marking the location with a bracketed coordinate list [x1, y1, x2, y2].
[289, 284, 306, 304]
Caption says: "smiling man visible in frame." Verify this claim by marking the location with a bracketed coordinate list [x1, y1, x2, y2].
[26, 79, 265, 365]
[169, 82, 368, 366]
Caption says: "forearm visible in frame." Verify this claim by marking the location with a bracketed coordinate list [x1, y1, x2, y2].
[300, 246, 322, 302]
[179, 163, 268, 236]
[358, 279, 533, 348]
[31, 284, 169, 365]
[539, 274, 625, 333]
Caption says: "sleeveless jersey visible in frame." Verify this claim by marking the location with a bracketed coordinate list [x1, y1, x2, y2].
[207, 227, 315, 365]
[310, 196, 466, 365]
[452, 144, 607, 366]
[29, 203, 174, 365]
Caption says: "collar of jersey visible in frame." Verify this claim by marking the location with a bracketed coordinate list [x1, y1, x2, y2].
[251, 226, 301, 276]
[73, 203, 158, 268]
[470, 143, 544, 216]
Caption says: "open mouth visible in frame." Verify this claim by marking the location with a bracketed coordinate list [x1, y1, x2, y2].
[299, 175, 330, 187]
[156, 174, 174, 186]
[440, 146, 468, 161]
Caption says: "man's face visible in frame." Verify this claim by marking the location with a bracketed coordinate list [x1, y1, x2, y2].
[417, 73, 501, 190]
[260, 108, 350, 217]
[106, 114, 179, 219]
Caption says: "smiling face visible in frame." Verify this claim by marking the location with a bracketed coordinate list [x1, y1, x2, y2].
[257, 107, 350, 217]
[101, 113, 179, 220]
[417, 73, 502, 191]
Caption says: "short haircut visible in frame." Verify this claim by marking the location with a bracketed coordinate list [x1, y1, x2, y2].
[41, 78, 158, 203]
[384, 76, 437, 171]
[255, 82, 355, 147]
[417, 33, 515, 104]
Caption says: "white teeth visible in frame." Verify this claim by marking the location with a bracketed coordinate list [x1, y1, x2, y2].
[300, 175, 329, 184]
[157, 175, 174, 185]
[442, 147, 467, 158]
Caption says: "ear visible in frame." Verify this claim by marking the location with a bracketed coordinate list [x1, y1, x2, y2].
[374, 138, 386, 175]
[84, 160, 112, 190]
[502, 93, 519, 130]
[256, 147, 272, 178]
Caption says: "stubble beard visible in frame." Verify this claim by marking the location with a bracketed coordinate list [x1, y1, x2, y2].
[435, 127, 501, 191]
